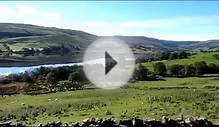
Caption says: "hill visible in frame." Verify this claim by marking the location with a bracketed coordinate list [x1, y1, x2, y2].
[0, 23, 97, 66]
[0, 23, 97, 51]
[0, 23, 219, 66]
[114, 36, 219, 51]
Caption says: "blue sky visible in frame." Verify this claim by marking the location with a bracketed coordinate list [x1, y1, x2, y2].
[0, 1, 219, 41]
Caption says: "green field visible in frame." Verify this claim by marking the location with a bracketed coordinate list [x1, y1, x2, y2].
[0, 77, 218, 125]
[143, 52, 219, 71]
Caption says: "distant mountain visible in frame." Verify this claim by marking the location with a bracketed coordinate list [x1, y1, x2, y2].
[113, 36, 219, 51]
[0, 23, 219, 52]
[185, 40, 219, 51]
[0, 23, 218, 66]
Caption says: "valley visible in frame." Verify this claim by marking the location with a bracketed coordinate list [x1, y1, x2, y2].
[0, 23, 218, 126]
[0, 23, 219, 67]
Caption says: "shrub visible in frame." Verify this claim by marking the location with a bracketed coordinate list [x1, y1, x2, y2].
[153, 62, 167, 76]
[168, 64, 186, 77]
[133, 64, 151, 80]
[193, 61, 207, 75]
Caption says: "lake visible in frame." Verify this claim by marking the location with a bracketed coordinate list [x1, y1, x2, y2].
[0, 58, 105, 76]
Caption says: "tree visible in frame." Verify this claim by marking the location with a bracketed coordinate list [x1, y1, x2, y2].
[45, 71, 57, 85]
[68, 72, 77, 81]
[67, 69, 87, 82]
[184, 64, 196, 77]
[133, 64, 150, 80]
[168, 64, 186, 77]
[33, 67, 49, 76]
[193, 61, 207, 75]
[160, 52, 170, 60]
[169, 52, 178, 60]
[178, 51, 189, 59]
[208, 63, 217, 74]
[213, 54, 219, 60]
[55, 67, 69, 80]
[153, 62, 167, 76]
[22, 72, 34, 83]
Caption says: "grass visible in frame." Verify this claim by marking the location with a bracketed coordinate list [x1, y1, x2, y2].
[143, 52, 219, 71]
[127, 77, 219, 89]
[0, 77, 218, 125]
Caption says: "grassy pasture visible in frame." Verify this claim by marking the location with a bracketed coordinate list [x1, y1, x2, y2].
[143, 52, 219, 71]
[0, 77, 218, 125]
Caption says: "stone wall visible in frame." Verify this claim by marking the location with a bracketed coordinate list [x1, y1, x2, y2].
[0, 118, 219, 127]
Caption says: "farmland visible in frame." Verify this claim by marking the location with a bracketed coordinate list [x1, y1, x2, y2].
[143, 52, 219, 71]
[0, 77, 218, 126]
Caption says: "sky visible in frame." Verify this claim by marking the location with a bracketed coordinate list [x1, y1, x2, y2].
[0, 1, 219, 41]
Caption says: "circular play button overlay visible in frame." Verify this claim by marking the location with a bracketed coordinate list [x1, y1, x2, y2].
[83, 37, 135, 89]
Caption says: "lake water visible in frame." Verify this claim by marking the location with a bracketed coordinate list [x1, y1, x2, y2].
[0, 58, 105, 76]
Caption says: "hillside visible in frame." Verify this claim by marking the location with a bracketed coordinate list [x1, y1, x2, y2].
[0, 23, 97, 51]
[114, 36, 219, 51]
[0, 23, 97, 66]
[143, 52, 219, 71]
[114, 36, 199, 50]
[0, 23, 219, 66]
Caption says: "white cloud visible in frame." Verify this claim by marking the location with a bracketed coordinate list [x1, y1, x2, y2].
[0, 5, 62, 26]
[0, 5, 219, 41]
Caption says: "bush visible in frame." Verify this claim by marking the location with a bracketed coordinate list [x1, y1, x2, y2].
[184, 65, 196, 77]
[153, 62, 167, 76]
[193, 61, 207, 75]
[168, 64, 186, 77]
[213, 54, 219, 60]
[45, 71, 57, 85]
[208, 63, 218, 74]
[133, 64, 150, 80]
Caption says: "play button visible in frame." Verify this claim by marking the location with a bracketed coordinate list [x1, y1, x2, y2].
[83, 37, 135, 89]
[105, 51, 117, 75]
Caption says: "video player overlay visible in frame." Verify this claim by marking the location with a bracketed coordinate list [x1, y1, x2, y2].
[83, 37, 135, 89]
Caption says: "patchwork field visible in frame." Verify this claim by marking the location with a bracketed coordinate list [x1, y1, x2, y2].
[0, 77, 218, 126]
